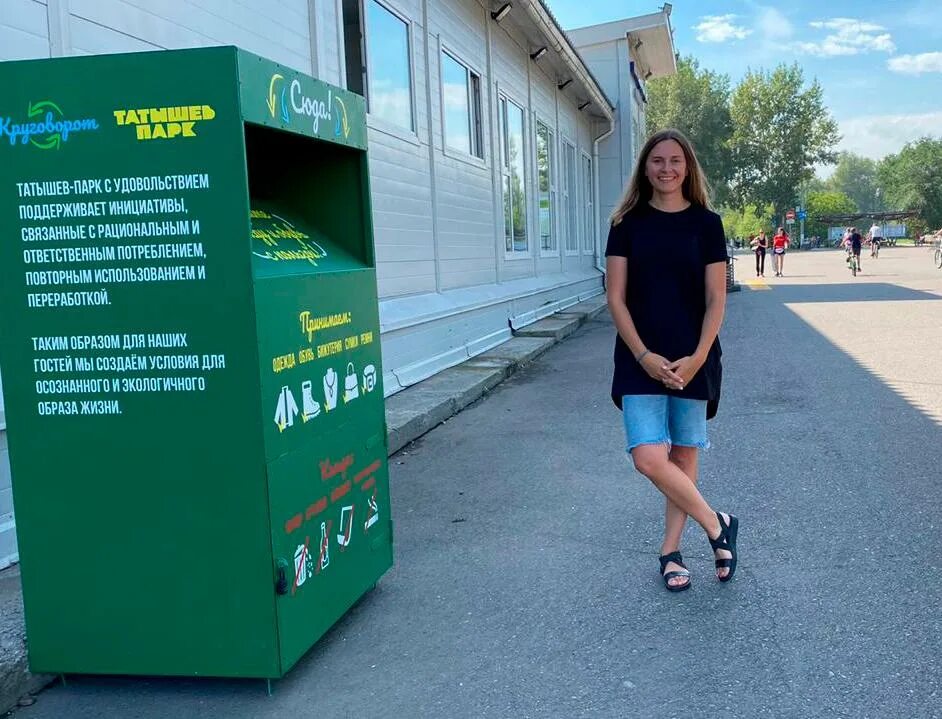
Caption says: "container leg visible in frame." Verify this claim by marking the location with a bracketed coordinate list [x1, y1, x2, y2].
[266, 679, 273, 697]
[60, 674, 67, 687]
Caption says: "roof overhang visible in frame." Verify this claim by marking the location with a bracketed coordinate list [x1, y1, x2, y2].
[567, 8, 677, 80]
[488, 1, 614, 123]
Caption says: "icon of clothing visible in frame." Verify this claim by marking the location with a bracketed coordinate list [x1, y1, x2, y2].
[274, 386, 299, 432]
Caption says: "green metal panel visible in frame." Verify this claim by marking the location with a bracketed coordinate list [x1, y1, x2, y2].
[248, 205, 392, 673]
[236, 49, 368, 152]
[0, 46, 392, 679]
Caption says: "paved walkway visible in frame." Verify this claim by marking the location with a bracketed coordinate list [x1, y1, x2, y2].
[11, 246, 942, 719]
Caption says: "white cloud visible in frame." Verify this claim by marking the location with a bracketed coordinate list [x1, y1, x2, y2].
[889, 52, 942, 75]
[694, 15, 752, 43]
[836, 111, 942, 160]
[797, 17, 896, 57]
[756, 6, 794, 41]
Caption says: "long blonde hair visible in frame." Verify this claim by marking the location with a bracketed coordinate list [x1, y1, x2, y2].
[610, 128, 711, 226]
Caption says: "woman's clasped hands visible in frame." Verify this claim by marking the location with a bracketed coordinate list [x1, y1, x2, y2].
[639, 352, 705, 391]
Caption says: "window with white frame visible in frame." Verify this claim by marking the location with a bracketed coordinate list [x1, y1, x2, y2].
[582, 154, 594, 253]
[499, 96, 527, 253]
[343, 0, 415, 132]
[441, 51, 483, 157]
[562, 141, 578, 253]
[536, 121, 556, 252]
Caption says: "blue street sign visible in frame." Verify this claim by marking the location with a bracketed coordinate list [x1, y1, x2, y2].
[797, 210, 807, 220]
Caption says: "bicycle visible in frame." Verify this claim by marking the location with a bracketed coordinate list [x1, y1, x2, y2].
[870, 239, 880, 259]
[846, 248, 859, 276]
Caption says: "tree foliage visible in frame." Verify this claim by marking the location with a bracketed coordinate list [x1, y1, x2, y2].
[728, 65, 840, 217]
[720, 203, 775, 241]
[646, 56, 733, 205]
[826, 152, 881, 212]
[878, 138, 942, 230]
[804, 191, 857, 240]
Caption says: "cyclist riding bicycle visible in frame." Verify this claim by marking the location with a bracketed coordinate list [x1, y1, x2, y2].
[849, 227, 863, 272]
[868, 222, 882, 257]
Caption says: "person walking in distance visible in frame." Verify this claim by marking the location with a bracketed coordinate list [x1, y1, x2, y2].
[605, 128, 739, 593]
[752, 230, 768, 277]
[772, 227, 789, 276]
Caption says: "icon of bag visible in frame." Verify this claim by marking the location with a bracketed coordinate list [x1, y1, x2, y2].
[344, 362, 359, 403]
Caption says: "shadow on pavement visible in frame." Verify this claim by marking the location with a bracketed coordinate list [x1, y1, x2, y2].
[759, 282, 942, 303]
[13, 283, 942, 719]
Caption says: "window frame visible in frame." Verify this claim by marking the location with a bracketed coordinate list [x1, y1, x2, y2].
[439, 44, 485, 164]
[581, 150, 594, 255]
[561, 137, 579, 256]
[361, 0, 419, 142]
[498, 90, 530, 259]
[534, 117, 558, 257]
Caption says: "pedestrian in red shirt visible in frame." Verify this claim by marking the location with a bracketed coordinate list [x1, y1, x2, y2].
[772, 227, 789, 276]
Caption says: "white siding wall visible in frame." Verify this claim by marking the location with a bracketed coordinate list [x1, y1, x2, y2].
[67, 0, 314, 76]
[0, 0, 50, 571]
[0, 0, 608, 560]
[430, 2, 495, 292]
[368, 0, 436, 298]
[577, 38, 639, 236]
[0, 0, 50, 60]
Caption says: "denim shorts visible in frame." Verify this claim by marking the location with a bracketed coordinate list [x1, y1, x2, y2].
[621, 394, 709, 453]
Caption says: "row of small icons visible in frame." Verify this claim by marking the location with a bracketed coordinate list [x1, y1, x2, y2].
[293, 496, 380, 589]
[274, 362, 377, 432]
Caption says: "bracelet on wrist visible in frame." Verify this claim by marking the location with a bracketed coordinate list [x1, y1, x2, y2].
[636, 349, 650, 363]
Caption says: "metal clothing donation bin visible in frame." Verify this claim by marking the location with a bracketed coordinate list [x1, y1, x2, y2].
[0, 47, 393, 679]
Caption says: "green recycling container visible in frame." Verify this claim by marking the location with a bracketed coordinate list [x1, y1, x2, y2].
[0, 47, 393, 678]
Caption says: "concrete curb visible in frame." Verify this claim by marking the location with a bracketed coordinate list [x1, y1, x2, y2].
[0, 294, 609, 714]
[384, 295, 606, 454]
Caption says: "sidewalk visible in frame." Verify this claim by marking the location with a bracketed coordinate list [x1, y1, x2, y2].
[6, 249, 942, 718]
[0, 297, 608, 715]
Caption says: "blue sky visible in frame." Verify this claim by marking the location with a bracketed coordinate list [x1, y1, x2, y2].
[553, 0, 942, 163]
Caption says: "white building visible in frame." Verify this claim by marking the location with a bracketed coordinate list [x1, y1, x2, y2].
[0, 0, 675, 568]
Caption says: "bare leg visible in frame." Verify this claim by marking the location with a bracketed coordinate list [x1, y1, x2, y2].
[633, 444, 732, 579]
[660, 446, 699, 588]
[632, 444, 717, 534]
[662, 445, 698, 554]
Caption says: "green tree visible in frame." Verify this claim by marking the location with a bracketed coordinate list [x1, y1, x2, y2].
[728, 64, 840, 219]
[805, 190, 857, 240]
[720, 203, 774, 243]
[646, 56, 734, 205]
[878, 137, 942, 230]
[826, 152, 882, 211]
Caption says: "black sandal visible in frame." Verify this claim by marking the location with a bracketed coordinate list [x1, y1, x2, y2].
[658, 551, 691, 592]
[708, 512, 739, 582]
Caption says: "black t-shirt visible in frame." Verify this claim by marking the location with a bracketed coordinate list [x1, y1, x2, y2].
[851, 232, 862, 250]
[605, 203, 728, 413]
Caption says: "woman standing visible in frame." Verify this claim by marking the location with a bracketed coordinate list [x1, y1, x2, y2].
[752, 231, 768, 277]
[772, 227, 789, 276]
[605, 128, 739, 592]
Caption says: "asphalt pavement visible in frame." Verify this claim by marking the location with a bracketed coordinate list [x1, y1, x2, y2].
[10, 246, 942, 719]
